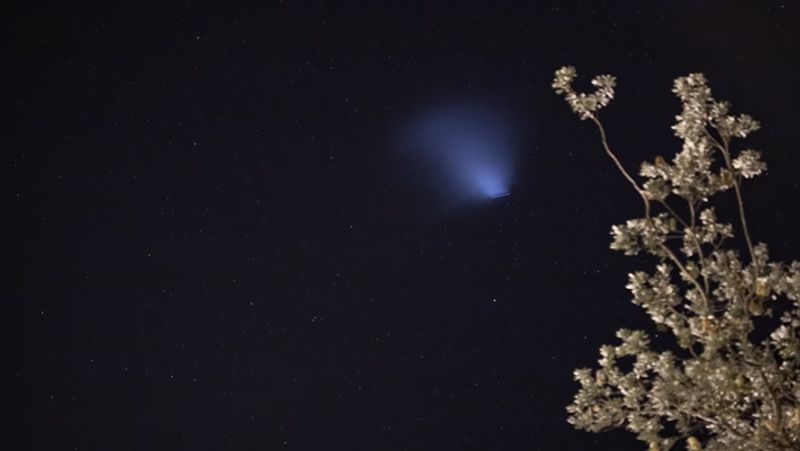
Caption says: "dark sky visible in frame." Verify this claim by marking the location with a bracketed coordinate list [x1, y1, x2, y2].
[9, 1, 800, 450]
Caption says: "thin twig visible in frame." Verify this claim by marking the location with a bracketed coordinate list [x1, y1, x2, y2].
[719, 136, 756, 262]
[589, 115, 651, 218]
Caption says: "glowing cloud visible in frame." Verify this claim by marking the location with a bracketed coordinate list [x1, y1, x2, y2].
[399, 102, 519, 207]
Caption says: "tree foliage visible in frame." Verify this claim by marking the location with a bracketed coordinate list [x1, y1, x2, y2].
[553, 66, 800, 450]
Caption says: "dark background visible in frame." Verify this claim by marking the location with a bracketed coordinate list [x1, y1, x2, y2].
[8, 1, 800, 449]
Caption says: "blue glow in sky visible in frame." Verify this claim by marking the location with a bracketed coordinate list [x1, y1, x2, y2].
[399, 102, 519, 207]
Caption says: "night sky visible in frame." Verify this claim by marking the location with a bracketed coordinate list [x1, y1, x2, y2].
[9, 2, 800, 450]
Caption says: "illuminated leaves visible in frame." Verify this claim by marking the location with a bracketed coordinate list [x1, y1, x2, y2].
[733, 149, 767, 178]
[551, 66, 617, 120]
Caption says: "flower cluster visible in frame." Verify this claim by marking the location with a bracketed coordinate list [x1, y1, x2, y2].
[552, 66, 616, 119]
[732, 149, 767, 179]
[554, 67, 800, 450]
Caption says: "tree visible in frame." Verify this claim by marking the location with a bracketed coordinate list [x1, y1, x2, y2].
[552, 66, 800, 450]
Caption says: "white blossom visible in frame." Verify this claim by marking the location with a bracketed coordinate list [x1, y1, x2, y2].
[551, 66, 616, 119]
[733, 149, 767, 178]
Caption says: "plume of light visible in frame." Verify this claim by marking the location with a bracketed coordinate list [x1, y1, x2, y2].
[398, 102, 519, 207]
